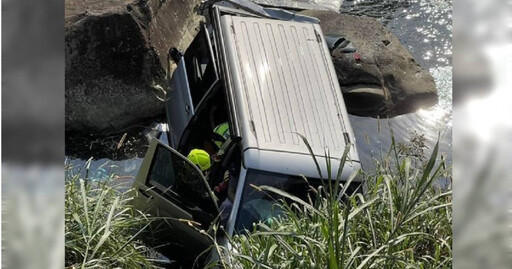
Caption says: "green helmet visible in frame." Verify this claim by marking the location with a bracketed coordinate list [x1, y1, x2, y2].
[187, 149, 211, 171]
[213, 122, 230, 148]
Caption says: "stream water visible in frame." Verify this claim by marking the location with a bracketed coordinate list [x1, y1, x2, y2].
[342, 0, 452, 168]
[65, 0, 452, 182]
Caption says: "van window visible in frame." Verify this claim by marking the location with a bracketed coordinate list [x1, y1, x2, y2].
[178, 85, 229, 156]
[147, 144, 176, 190]
[234, 170, 318, 232]
[146, 144, 216, 214]
[184, 27, 218, 107]
[233, 170, 363, 232]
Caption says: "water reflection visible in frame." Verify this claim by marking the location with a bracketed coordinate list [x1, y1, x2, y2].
[343, 0, 452, 169]
[341, 0, 452, 67]
[351, 65, 452, 169]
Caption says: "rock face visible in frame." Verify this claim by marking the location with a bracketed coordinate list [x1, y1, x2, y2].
[65, 0, 202, 133]
[66, 3, 438, 133]
[299, 10, 438, 117]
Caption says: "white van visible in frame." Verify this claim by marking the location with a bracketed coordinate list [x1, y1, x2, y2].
[132, 1, 362, 265]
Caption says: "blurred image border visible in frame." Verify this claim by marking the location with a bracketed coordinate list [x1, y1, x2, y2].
[1, 0, 512, 268]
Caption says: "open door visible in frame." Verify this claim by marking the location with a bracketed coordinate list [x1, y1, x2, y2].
[166, 59, 195, 148]
[132, 138, 219, 262]
[165, 25, 220, 148]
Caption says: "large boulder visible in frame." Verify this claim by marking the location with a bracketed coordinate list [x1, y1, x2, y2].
[65, 0, 202, 133]
[299, 10, 438, 117]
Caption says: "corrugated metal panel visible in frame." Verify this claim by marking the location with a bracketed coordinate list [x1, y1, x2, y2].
[224, 16, 355, 158]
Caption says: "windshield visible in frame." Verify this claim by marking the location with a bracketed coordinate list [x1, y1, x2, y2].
[234, 169, 318, 232]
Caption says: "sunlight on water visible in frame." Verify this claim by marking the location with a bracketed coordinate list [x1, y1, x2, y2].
[346, 0, 452, 168]
[416, 66, 453, 129]
[351, 65, 452, 169]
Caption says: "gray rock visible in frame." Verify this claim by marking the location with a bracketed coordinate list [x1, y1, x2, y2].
[65, 0, 203, 133]
[299, 10, 438, 117]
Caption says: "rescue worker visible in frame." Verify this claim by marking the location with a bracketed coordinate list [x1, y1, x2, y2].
[211, 121, 231, 194]
[187, 147, 229, 193]
[187, 149, 211, 176]
[212, 122, 235, 228]
[187, 147, 229, 194]
[186, 121, 229, 172]
[187, 122, 233, 227]
[212, 122, 230, 150]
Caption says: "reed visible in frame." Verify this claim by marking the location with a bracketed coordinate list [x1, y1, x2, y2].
[65, 167, 162, 269]
[210, 135, 452, 268]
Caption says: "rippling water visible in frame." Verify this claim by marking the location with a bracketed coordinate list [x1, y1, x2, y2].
[339, 0, 452, 168]
[66, 0, 453, 177]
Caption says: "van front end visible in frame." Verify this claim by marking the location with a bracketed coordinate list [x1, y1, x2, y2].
[225, 147, 362, 235]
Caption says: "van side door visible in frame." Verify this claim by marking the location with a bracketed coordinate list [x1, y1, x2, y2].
[166, 59, 194, 148]
[132, 138, 219, 262]
[166, 25, 219, 148]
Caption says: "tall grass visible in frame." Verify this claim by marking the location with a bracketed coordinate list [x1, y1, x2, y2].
[210, 136, 452, 268]
[65, 168, 161, 268]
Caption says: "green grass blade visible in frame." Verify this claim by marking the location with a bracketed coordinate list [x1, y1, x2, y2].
[294, 132, 323, 180]
[339, 204, 350, 268]
[383, 175, 395, 230]
[348, 197, 378, 220]
[79, 179, 91, 236]
[355, 245, 387, 269]
[258, 185, 325, 217]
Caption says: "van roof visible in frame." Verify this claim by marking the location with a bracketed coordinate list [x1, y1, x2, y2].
[220, 15, 359, 163]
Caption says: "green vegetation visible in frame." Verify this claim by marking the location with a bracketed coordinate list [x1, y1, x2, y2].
[209, 136, 452, 268]
[65, 132, 452, 268]
[65, 168, 161, 269]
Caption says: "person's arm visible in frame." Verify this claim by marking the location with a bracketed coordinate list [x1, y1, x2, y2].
[214, 170, 230, 193]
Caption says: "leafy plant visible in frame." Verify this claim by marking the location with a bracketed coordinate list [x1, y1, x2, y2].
[209, 134, 452, 268]
[397, 130, 429, 165]
[65, 167, 162, 269]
